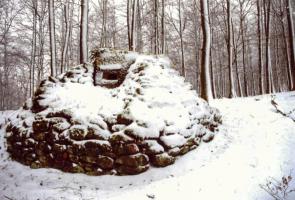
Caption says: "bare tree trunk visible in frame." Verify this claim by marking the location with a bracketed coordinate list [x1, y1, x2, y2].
[68, 3, 74, 70]
[30, 0, 37, 95]
[264, 0, 272, 93]
[4, 40, 8, 109]
[131, 0, 137, 51]
[49, 0, 56, 76]
[241, 18, 248, 96]
[257, 0, 264, 94]
[227, 0, 236, 98]
[127, 0, 131, 50]
[80, 0, 88, 64]
[178, 0, 185, 77]
[61, 0, 70, 73]
[127, 0, 137, 51]
[232, 19, 242, 97]
[136, 0, 143, 52]
[101, 0, 108, 48]
[285, 0, 295, 90]
[200, 0, 213, 101]
[2, 12, 8, 109]
[160, 0, 165, 54]
[37, 0, 46, 85]
[193, 0, 199, 92]
[210, 27, 216, 98]
[248, 40, 256, 95]
[274, 33, 280, 92]
[153, 0, 159, 54]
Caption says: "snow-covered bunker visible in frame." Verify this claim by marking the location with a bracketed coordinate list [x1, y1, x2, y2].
[5, 48, 221, 175]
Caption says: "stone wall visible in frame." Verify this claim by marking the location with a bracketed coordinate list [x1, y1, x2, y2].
[5, 49, 221, 175]
[5, 104, 219, 175]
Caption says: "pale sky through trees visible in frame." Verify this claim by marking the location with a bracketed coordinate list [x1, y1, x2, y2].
[0, 0, 295, 109]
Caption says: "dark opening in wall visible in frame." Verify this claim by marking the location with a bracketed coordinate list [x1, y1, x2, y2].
[103, 72, 119, 80]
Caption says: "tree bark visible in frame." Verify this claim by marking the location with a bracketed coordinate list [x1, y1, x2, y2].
[136, 0, 143, 52]
[61, 0, 70, 73]
[160, 0, 165, 54]
[257, 0, 264, 94]
[285, 0, 295, 90]
[131, 0, 136, 51]
[232, 19, 242, 97]
[178, 0, 185, 77]
[101, 0, 108, 48]
[49, 0, 56, 76]
[153, 0, 159, 54]
[30, 0, 37, 95]
[241, 16, 248, 96]
[37, 0, 46, 85]
[200, 0, 213, 101]
[227, 0, 236, 98]
[80, 0, 88, 64]
[264, 0, 272, 93]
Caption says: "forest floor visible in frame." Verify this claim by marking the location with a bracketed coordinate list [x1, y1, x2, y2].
[0, 92, 295, 200]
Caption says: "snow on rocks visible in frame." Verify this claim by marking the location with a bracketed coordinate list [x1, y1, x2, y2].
[3, 48, 221, 175]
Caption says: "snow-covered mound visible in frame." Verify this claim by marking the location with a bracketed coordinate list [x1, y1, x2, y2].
[4, 48, 221, 175]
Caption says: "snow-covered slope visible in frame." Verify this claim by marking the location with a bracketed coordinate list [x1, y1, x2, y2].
[1, 92, 295, 200]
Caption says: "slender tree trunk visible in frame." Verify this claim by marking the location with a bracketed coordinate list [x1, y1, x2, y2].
[160, 0, 165, 54]
[216, 29, 223, 97]
[178, 0, 185, 77]
[127, 0, 131, 50]
[136, 0, 143, 52]
[248, 40, 256, 95]
[200, 0, 213, 101]
[264, 0, 272, 93]
[101, 0, 107, 48]
[37, 0, 45, 85]
[241, 18, 248, 96]
[210, 27, 216, 98]
[285, 0, 295, 90]
[227, 0, 236, 98]
[274, 34, 280, 92]
[61, 0, 70, 73]
[30, 0, 37, 95]
[232, 19, 242, 97]
[131, 0, 136, 50]
[68, 3, 74, 70]
[153, 0, 159, 54]
[193, 0, 199, 92]
[80, 0, 88, 64]
[3, 26, 8, 109]
[49, 0, 56, 76]
[257, 0, 264, 94]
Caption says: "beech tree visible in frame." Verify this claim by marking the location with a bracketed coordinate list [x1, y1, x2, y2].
[200, 0, 213, 101]
[264, 0, 273, 93]
[61, 0, 71, 73]
[227, 0, 236, 98]
[80, 0, 88, 64]
[48, 0, 56, 76]
[285, 0, 295, 90]
[101, 0, 108, 48]
[257, 0, 263, 94]
[30, 0, 37, 96]
[127, 0, 137, 51]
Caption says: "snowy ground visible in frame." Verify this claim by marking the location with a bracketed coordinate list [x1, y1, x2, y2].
[1, 92, 295, 200]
